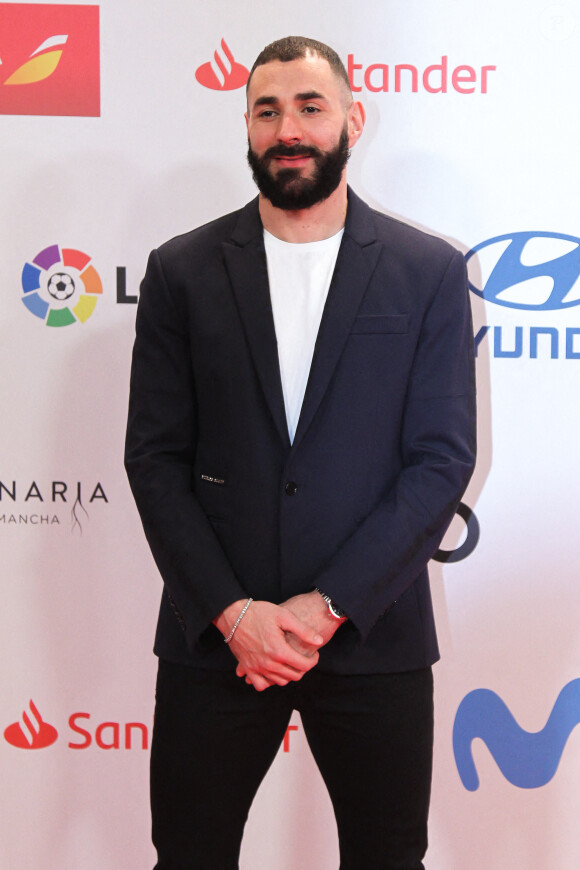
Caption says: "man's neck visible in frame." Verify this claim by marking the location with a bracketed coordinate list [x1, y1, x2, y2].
[258, 176, 348, 243]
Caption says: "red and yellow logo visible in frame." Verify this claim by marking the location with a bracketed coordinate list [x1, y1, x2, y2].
[0, 4, 100, 116]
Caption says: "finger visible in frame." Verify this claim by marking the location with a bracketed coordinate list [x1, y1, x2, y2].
[278, 610, 323, 648]
[263, 675, 290, 687]
[262, 658, 317, 682]
[284, 630, 319, 655]
[236, 646, 315, 678]
[245, 672, 273, 692]
[271, 642, 320, 674]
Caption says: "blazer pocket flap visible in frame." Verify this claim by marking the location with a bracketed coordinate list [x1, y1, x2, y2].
[351, 314, 408, 334]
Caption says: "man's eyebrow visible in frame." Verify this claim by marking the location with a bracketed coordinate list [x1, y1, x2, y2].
[295, 91, 326, 101]
[251, 90, 328, 109]
[252, 95, 279, 108]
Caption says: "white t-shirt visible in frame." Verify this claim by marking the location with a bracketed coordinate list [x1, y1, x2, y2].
[264, 227, 344, 444]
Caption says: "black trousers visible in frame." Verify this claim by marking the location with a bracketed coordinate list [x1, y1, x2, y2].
[151, 659, 434, 870]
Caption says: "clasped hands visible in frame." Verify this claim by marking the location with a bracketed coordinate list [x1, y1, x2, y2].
[215, 592, 343, 692]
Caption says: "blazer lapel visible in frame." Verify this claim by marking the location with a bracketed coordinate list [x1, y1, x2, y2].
[292, 190, 383, 451]
[222, 198, 290, 448]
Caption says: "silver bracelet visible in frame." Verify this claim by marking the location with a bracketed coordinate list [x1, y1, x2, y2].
[224, 598, 253, 644]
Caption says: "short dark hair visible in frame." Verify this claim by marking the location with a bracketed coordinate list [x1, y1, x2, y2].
[247, 36, 352, 96]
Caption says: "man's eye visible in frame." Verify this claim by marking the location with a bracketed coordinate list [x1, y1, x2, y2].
[302, 106, 320, 114]
[258, 109, 276, 118]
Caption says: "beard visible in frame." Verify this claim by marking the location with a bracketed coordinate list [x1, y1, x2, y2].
[247, 125, 350, 211]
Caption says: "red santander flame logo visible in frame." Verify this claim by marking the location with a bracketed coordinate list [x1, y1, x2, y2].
[4, 700, 58, 749]
[195, 39, 248, 91]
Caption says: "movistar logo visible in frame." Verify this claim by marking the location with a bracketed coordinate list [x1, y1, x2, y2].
[453, 679, 580, 790]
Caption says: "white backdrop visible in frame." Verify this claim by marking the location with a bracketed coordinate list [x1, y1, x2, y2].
[1, 1, 580, 868]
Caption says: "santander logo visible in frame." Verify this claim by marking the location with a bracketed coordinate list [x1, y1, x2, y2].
[4, 700, 58, 749]
[195, 39, 249, 91]
[195, 40, 496, 97]
[4, 700, 300, 753]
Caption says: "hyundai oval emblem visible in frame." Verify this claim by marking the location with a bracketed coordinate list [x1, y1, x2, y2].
[465, 232, 580, 310]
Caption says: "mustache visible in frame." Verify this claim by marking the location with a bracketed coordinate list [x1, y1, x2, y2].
[262, 144, 322, 160]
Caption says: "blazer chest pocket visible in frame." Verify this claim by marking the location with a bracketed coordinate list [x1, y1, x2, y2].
[351, 314, 408, 335]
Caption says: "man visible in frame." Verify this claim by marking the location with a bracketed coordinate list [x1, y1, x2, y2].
[125, 36, 476, 870]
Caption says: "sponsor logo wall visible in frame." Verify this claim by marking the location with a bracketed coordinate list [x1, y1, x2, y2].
[1, 2, 579, 869]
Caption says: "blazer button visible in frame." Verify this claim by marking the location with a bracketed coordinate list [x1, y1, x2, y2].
[284, 481, 298, 496]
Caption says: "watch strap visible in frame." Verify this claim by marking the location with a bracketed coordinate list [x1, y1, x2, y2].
[315, 588, 346, 620]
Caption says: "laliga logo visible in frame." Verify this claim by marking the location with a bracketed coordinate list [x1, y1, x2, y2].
[21, 244, 102, 327]
[466, 232, 580, 311]
[4, 700, 58, 749]
[453, 679, 580, 791]
[1, 33, 67, 85]
[195, 39, 249, 91]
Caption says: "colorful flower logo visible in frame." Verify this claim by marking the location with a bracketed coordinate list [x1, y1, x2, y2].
[21, 244, 102, 327]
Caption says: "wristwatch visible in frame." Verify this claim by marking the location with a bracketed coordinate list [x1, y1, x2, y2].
[315, 588, 347, 620]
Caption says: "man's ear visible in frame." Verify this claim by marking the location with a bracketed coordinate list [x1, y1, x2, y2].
[347, 101, 365, 149]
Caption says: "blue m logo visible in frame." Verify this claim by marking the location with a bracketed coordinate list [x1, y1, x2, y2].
[453, 679, 580, 790]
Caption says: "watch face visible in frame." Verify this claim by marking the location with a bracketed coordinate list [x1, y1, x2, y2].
[329, 601, 346, 619]
[316, 589, 345, 619]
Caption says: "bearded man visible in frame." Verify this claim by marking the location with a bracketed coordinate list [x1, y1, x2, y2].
[125, 35, 476, 870]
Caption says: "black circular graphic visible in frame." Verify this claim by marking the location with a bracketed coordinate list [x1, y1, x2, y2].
[47, 271, 76, 300]
[433, 502, 480, 563]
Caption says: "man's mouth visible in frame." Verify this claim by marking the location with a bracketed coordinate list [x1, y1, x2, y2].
[272, 154, 312, 168]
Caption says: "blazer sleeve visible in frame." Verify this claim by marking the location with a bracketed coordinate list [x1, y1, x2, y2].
[124, 249, 247, 653]
[312, 248, 477, 641]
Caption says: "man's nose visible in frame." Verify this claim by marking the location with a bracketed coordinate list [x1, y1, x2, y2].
[276, 111, 302, 143]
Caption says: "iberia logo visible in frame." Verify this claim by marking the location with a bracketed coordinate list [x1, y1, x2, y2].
[195, 38, 248, 91]
[0, 4, 100, 116]
[4, 700, 58, 749]
[21, 244, 102, 326]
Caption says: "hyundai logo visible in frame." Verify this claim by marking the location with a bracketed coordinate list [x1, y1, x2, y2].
[466, 232, 580, 310]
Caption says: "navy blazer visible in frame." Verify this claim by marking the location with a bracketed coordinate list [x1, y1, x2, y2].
[125, 188, 476, 675]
